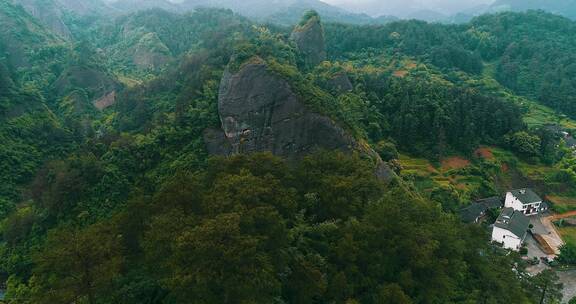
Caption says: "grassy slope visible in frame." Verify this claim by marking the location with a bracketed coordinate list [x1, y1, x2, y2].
[401, 147, 576, 208]
[559, 226, 576, 246]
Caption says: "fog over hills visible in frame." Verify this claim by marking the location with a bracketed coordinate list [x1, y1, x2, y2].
[104, 0, 576, 22]
[324, 0, 495, 17]
[9, 0, 576, 28]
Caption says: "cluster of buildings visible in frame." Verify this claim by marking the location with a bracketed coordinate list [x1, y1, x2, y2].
[544, 124, 576, 152]
[460, 188, 549, 251]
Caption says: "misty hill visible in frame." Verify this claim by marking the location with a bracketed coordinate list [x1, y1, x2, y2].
[489, 0, 576, 19]
[107, 0, 178, 13]
[105, 0, 393, 24]
[0, 0, 64, 67]
[453, 0, 576, 22]
[8, 0, 116, 39]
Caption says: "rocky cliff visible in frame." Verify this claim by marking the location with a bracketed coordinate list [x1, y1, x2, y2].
[0, 0, 63, 68]
[131, 32, 172, 70]
[206, 59, 394, 180]
[213, 61, 356, 158]
[290, 12, 327, 67]
[11, 0, 72, 39]
[325, 73, 353, 93]
[53, 66, 121, 106]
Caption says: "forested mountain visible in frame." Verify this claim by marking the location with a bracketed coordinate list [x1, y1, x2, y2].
[110, 0, 385, 25]
[490, 0, 576, 19]
[8, 0, 116, 38]
[1, 1, 576, 303]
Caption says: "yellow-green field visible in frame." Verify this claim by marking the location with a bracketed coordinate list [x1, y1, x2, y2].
[523, 100, 576, 130]
[559, 225, 576, 246]
[549, 196, 576, 214]
[400, 147, 576, 212]
[399, 154, 484, 203]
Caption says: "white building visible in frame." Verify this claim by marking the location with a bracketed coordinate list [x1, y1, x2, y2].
[504, 189, 547, 215]
[491, 208, 530, 251]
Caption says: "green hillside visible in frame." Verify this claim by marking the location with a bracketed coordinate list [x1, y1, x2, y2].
[0, 4, 575, 303]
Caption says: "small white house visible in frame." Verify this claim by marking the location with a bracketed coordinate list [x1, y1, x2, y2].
[492, 208, 530, 251]
[505, 189, 545, 215]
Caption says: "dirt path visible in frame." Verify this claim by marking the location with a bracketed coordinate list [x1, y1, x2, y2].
[540, 211, 576, 255]
[548, 210, 576, 221]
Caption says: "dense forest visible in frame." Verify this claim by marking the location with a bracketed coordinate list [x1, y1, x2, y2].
[1, 0, 576, 302]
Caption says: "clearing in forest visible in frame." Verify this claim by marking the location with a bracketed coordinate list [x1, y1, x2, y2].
[393, 70, 408, 78]
[475, 147, 494, 160]
[441, 157, 470, 170]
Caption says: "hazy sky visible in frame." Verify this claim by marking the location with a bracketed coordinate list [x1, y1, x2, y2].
[322, 0, 496, 16]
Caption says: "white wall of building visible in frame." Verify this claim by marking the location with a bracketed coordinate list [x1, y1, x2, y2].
[504, 192, 523, 210]
[504, 192, 541, 215]
[491, 226, 523, 251]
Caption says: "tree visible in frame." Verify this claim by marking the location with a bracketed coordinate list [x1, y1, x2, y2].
[505, 131, 542, 158]
[149, 212, 283, 303]
[374, 283, 412, 304]
[558, 243, 576, 265]
[528, 269, 563, 304]
[32, 223, 123, 304]
[375, 140, 399, 161]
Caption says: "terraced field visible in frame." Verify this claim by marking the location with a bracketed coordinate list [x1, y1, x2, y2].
[548, 196, 576, 214]
[559, 226, 576, 246]
[399, 154, 484, 204]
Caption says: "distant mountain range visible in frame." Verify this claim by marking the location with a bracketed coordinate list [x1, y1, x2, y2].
[102, 0, 396, 25]
[7, 0, 576, 38]
[488, 0, 576, 19]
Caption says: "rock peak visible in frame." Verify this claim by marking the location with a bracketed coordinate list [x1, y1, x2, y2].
[290, 10, 327, 68]
[212, 61, 355, 158]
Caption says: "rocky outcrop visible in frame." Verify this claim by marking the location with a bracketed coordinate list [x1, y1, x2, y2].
[290, 13, 327, 67]
[12, 0, 72, 39]
[132, 32, 172, 70]
[54, 66, 121, 110]
[214, 62, 356, 158]
[94, 91, 116, 110]
[326, 73, 353, 93]
[208, 60, 395, 179]
[54, 66, 119, 98]
[203, 128, 232, 156]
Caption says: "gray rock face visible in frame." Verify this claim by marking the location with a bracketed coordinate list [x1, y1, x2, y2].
[326, 73, 353, 93]
[132, 33, 172, 70]
[12, 0, 72, 39]
[203, 128, 232, 156]
[216, 63, 356, 158]
[290, 17, 327, 67]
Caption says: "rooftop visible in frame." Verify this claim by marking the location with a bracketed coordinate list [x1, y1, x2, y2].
[494, 208, 530, 238]
[459, 196, 503, 223]
[509, 188, 541, 205]
[477, 196, 503, 209]
[459, 203, 486, 223]
[565, 136, 576, 148]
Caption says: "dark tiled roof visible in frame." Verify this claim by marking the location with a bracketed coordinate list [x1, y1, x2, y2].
[494, 208, 530, 238]
[459, 203, 486, 222]
[565, 136, 576, 148]
[510, 189, 541, 205]
[543, 124, 563, 135]
[477, 196, 503, 209]
[459, 196, 503, 223]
